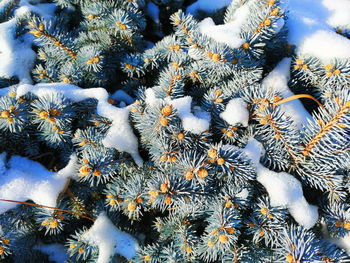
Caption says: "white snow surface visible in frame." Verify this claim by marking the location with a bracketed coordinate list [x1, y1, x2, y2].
[284, 0, 350, 62]
[171, 96, 211, 134]
[198, 7, 247, 49]
[187, 0, 232, 15]
[16, 83, 143, 166]
[220, 98, 249, 127]
[194, 0, 350, 62]
[0, 153, 76, 214]
[262, 58, 312, 129]
[332, 233, 350, 255]
[34, 243, 68, 263]
[0, 0, 56, 83]
[321, 222, 350, 256]
[82, 213, 138, 263]
[244, 138, 318, 229]
[145, 88, 210, 134]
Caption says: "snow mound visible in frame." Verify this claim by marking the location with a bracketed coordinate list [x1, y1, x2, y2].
[285, 0, 350, 62]
[0, 153, 76, 214]
[0, 0, 56, 83]
[262, 58, 312, 129]
[16, 83, 143, 166]
[220, 98, 249, 127]
[145, 88, 211, 134]
[82, 213, 138, 262]
[198, 6, 248, 49]
[244, 138, 318, 229]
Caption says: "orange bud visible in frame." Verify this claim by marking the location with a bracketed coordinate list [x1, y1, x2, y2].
[49, 219, 58, 228]
[159, 117, 168, 126]
[38, 111, 48, 119]
[260, 207, 269, 215]
[207, 149, 217, 159]
[217, 158, 225, 165]
[93, 170, 101, 177]
[285, 254, 294, 263]
[218, 234, 228, 243]
[207, 240, 214, 247]
[185, 171, 194, 180]
[343, 222, 350, 230]
[197, 168, 208, 178]
[160, 183, 168, 193]
[164, 196, 172, 205]
[177, 133, 185, 140]
[161, 105, 172, 116]
[127, 202, 136, 211]
[144, 255, 152, 261]
[109, 199, 117, 206]
[242, 43, 250, 50]
[160, 155, 168, 162]
[212, 53, 221, 62]
[225, 202, 232, 208]
[149, 190, 159, 197]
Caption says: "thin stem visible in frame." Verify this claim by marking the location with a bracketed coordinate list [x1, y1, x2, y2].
[274, 94, 324, 108]
[0, 198, 95, 222]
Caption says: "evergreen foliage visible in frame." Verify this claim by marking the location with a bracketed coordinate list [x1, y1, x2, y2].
[0, 0, 350, 262]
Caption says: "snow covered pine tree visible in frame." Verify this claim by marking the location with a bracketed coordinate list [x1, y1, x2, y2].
[0, 0, 350, 262]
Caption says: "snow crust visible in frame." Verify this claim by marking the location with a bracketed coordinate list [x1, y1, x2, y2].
[332, 233, 350, 255]
[285, 0, 350, 62]
[187, 0, 232, 15]
[16, 83, 143, 166]
[82, 213, 138, 262]
[220, 98, 249, 127]
[0, 153, 76, 214]
[171, 96, 211, 134]
[0, 0, 56, 83]
[194, 0, 350, 62]
[321, 222, 350, 256]
[145, 88, 210, 134]
[198, 6, 248, 49]
[34, 243, 68, 263]
[244, 138, 318, 229]
[262, 58, 311, 129]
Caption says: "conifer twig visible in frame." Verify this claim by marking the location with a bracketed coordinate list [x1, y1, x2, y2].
[274, 94, 324, 108]
[0, 198, 95, 222]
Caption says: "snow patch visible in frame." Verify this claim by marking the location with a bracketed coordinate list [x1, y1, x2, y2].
[331, 233, 350, 255]
[298, 30, 350, 61]
[322, 0, 350, 30]
[236, 188, 249, 199]
[0, 0, 56, 83]
[82, 213, 138, 262]
[171, 96, 210, 134]
[16, 83, 143, 166]
[244, 138, 318, 229]
[285, 0, 350, 62]
[198, 16, 246, 49]
[145, 89, 210, 134]
[0, 153, 76, 214]
[220, 98, 249, 127]
[198, 3, 249, 49]
[262, 58, 312, 128]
